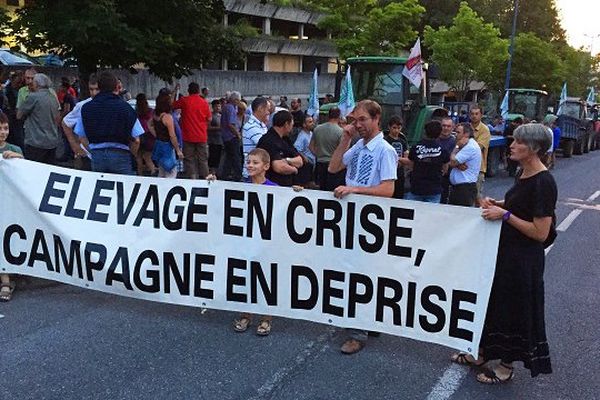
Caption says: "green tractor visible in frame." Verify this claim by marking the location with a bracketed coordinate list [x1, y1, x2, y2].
[504, 88, 551, 123]
[320, 56, 447, 145]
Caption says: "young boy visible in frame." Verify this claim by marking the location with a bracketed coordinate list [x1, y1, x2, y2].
[0, 112, 24, 301]
[232, 148, 276, 335]
[384, 116, 409, 199]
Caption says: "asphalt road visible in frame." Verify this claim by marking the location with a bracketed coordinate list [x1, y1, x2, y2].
[2, 150, 600, 400]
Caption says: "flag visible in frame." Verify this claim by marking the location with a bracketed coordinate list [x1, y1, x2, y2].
[306, 68, 320, 119]
[500, 90, 509, 120]
[557, 82, 567, 115]
[338, 66, 355, 118]
[402, 37, 423, 88]
[586, 86, 596, 105]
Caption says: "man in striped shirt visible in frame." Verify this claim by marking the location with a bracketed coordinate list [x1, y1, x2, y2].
[242, 97, 270, 179]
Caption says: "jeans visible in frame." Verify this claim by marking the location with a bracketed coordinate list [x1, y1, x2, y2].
[222, 138, 242, 181]
[90, 148, 135, 175]
[405, 192, 441, 203]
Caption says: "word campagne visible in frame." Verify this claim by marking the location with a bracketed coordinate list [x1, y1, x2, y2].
[0, 160, 501, 354]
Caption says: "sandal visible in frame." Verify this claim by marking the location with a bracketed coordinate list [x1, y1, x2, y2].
[256, 319, 272, 336]
[450, 352, 485, 367]
[233, 317, 251, 332]
[0, 282, 15, 302]
[476, 363, 515, 385]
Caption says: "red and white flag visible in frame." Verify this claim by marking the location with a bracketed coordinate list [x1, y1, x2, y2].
[402, 37, 423, 88]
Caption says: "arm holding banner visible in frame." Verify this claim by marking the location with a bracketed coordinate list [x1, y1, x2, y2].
[333, 180, 394, 199]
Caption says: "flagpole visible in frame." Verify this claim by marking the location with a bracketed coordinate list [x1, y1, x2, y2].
[504, 0, 519, 91]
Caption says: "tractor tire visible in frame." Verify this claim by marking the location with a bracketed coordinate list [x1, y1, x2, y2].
[562, 140, 574, 158]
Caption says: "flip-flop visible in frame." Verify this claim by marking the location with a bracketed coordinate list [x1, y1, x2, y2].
[233, 317, 251, 332]
[450, 352, 485, 367]
[0, 282, 14, 302]
[476, 364, 514, 385]
[256, 320, 272, 336]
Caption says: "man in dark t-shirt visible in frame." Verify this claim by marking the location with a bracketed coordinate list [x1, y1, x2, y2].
[256, 110, 304, 187]
[406, 120, 450, 203]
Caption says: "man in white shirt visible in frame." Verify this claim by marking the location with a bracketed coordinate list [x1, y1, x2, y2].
[242, 96, 270, 179]
[328, 99, 398, 354]
[448, 123, 482, 206]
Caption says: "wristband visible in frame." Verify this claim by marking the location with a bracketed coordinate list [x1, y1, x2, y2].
[502, 211, 511, 222]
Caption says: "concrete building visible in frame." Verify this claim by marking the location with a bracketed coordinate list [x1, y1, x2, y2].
[220, 0, 338, 73]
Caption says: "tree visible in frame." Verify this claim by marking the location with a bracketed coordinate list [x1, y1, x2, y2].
[423, 2, 509, 100]
[10, 0, 246, 81]
[0, 7, 11, 47]
[305, 0, 425, 60]
[556, 44, 596, 99]
[509, 32, 563, 94]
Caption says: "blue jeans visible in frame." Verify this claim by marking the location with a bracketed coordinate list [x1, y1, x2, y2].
[90, 148, 135, 175]
[405, 192, 441, 203]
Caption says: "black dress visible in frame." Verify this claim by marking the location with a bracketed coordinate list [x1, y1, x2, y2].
[480, 170, 557, 377]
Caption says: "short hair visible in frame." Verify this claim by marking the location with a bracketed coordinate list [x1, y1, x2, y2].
[201, 87, 209, 93]
[457, 122, 474, 137]
[248, 147, 270, 165]
[470, 105, 483, 114]
[98, 71, 118, 92]
[0, 112, 9, 125]
[388, 115, 403, 127]
[251, 96, 269, 112]
[229, 91, 241, 101]
[424, 120, 442, 139]
[354, 99, 382, 119]
[88, 73, 98, 86]
[272, 110, 293, 127]
[61, 76, 71, 88]
[303, 114, 313, 125]
[32, 73, 52, 89]
[328, 107, 341, 119]
[188, 82, 200, 94]
[211, 99, 220, 107]
[513, 123, 552, 158]
[441, 116, 453, 125]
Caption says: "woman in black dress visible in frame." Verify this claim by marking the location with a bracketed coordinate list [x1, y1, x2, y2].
[451, 123, 557, 384]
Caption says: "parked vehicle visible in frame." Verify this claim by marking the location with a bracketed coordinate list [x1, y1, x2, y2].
[0, 48, 40, 66]
[320, 56, 447, 145]
[504, 88, 551, 123]
[557, 98, 592, 157]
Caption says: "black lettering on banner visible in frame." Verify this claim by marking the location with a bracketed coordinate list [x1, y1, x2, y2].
[163, 251, 190, 295]
[405, 281, 417, 328]
[247, 192, 273, 240]
[345, 202, 356, 250]
[187, 187, 209, 233]
[194, 253, 215, 299]
[39, 172, 69, 215]
[359, 204, 384, 253]
[286, 197, 313, 244]
[84, 242, 107, 282]
[87, 180, 115, 222]
[64, 177, 86, 219]
[3, 224, 27, 265]
[133, 250, 160, 293]
[226, 257, 247, 302]
[419, 286, 447, 333]
[250, 261, 277, 305]
[163, 186, 187, 231]
[388, 207, 414, 258]
[322, 269, 345, 317]
[316, 200, 342, 248]
[53, 234, 84, 279]
[133, 184, 160, 228]
[224, 190, 244, 236]
[375, 277, 402, 325]
[28, 229, 54, 272]
[116, 182, 141, 225]
[105, 247, 133, 290]
[290, 265, 318, 310]
[348, 273, 374, 318]
[449, 290, 476, 341]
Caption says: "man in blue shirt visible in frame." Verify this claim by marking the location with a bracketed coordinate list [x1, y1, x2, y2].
[75, 72, 143, 175]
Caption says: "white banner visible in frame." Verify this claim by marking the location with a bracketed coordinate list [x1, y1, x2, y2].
[0, 159, 501, 356]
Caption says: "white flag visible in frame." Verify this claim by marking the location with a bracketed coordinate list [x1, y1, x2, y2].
[306, 68, 320, 119]
[557, 82, 567, 115]
[338, 66, 355, 118]
[500, 90, 509, 120]
[402, 38, 423, 88]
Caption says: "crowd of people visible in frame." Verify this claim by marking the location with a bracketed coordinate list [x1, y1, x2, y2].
[0, 69, 558, 385]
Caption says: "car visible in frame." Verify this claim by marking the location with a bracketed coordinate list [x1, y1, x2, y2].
[32, 54, 64, 67]
[0, 48, 41, 66]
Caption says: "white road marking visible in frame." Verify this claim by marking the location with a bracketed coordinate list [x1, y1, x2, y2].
[0, 314, 4, 319]
[425, 189, 600, 399]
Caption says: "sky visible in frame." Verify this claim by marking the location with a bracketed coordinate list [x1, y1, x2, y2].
[556, 0, 600, 55]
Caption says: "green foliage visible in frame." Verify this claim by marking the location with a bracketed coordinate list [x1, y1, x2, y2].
[10, 0, 244, 81]
[424, 2, 509, 100]
[307, 0, 424, 59]
[0, 6, 11, 47]
[556, 44, 596, 99]
[509, 32, 563, 94]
